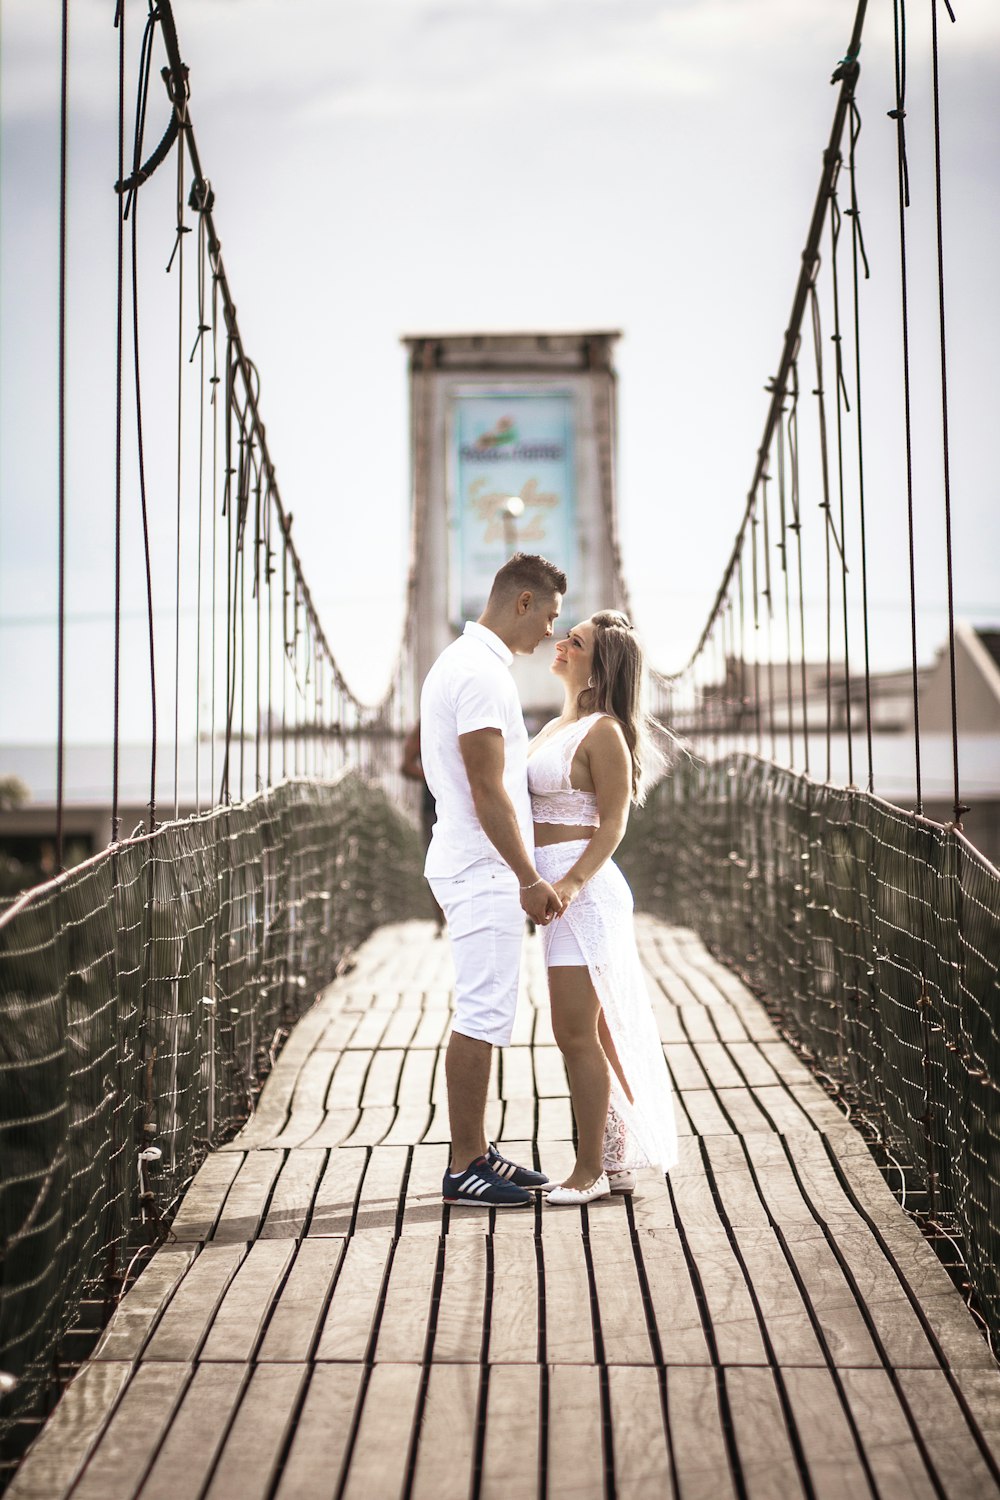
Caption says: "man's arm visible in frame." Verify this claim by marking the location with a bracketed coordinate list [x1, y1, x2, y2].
[459, 728, 562, 923]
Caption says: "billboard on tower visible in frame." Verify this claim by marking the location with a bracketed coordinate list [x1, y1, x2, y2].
[447, 390, 577, 626]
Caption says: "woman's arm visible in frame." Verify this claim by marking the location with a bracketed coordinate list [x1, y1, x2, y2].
[552, 719, 631, 908]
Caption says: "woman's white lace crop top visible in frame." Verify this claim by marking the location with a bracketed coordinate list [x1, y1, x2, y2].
[527, 712, 606, 826]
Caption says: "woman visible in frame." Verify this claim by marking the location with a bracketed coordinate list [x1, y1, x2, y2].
[527, 610, 677, 1204]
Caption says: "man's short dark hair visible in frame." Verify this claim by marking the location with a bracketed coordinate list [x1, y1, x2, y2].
[488, 552, 568, 603]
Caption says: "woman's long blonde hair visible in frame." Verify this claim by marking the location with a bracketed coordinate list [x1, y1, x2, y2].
[576, 609, 659, 804]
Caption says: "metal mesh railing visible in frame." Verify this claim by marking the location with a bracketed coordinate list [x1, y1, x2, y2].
[620, 751, 1000, 1350]
[0, 773, 425, 1453]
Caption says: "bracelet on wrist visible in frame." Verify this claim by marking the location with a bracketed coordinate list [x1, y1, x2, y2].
[519, 876, 543, 891]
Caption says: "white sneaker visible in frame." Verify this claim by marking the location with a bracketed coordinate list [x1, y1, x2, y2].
[607, 1169, 636, 1194]
[545, 1173, 611, 1206]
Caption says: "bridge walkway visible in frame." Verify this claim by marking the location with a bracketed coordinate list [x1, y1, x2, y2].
[9, 918, 1000, 1500]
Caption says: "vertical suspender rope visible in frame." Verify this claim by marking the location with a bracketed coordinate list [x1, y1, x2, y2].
[171, 92, 186, 821]
[892, 0, 922, 811]
[847, 95, 875, 795]
[829, 180, 856, 786]
[930, 0, 964, 825]
[113, 0, 125, 841]
[56, 0, 69, 871]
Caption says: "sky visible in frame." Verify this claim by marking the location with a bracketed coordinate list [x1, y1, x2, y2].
[1, 0, 999, 750]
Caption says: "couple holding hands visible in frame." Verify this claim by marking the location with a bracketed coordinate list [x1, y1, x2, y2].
[420, 552, 677, 1208]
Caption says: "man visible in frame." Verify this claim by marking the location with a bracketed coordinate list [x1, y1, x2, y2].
[421, 553, 568, 1208]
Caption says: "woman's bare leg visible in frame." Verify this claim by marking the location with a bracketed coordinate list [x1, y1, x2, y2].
[597, 1011, 634, 1104]
[549, 965, 610, 1188]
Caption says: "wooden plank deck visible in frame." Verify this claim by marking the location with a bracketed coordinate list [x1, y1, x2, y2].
[10, 917, 1000, 1500]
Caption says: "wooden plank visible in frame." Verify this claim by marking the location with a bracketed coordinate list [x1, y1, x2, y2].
[92, 1247, 197, 1361]
[740, 1134, 823, 1228]
[542, 1234, 595, 1364]
[273, 1364, 364, 1500]
[200, 1239, 296, 1362]
[395, 1046, 436, 1106]
[714, 1087, 775, 1135]
[533, 1045, 569, 1098]
[666, 1368, 738, 1500]
[375, 1234, 439, 1363]
[204, 1363, 307, 1500]
[433, 1233, 487, 1362]
[296, 1107, 360, 1150]
[537, 1096, 574, 1141]
[381, 1103, 432, 1146]
[628, 1168, 676, 1231]
[211, 1150, 284, 1243]
[308, 1146, 368, 1236]
[361, 1048, 405, 1108]
[144, 1243, 246, 1362]
[731, 1228, 825, 1367]
[820, 1220, 939, 1368]
[170, 1151, 243, 1240]
[138, 1363, 248, 1500]
[547, 1364, 604, 1500]
[410, 1364, 481, 1500]
[501, 1046, 535, 1100]
[353, 1144, 409, 1234]
[379, 1007, 420, 1049]
[750, 1086, 817, 1135]
[401, 1141, 449, 1235]
[481, 1366, 541, 1500]
[635, 1227, 712, 1366]
[500, 1095, 536, 1141]
[260, 1148, 326, 1238]
[724, 1367, 806, 1500]
[896, 1368, 1000, 1500]
[70, 1363, 191, 1500]
[4, 1362, 133, 1500]
[684, 1228, 768, 1366]
[588, 1227, 654, 1364]
[838, 1368, 938, 1500]
[702, 1137, 771, 1229]
[328, 1049, 374, 1110]
[607, 1365, 674, 1498]
[874, 1216, 999, 1371]
[488, 1233, 539, 1364]
[780, 1366, 873, 1499]
[258, 1238, 346, 1362]
[340, 1105, 398, 1148]
[410, 1009, 451, 1048]
[267, 1050, 338, 1147]
[340, 1363, 423, 1500]
[663, 1043, 710, 1091]
[679, 1090, 734, 1136]
[779, 1226, 881, 1367]
[315, 1232, 393, 1361]
[694, 1041, 745, 1090]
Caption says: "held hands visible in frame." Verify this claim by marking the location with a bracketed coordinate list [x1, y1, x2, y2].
[520, 878, 565, 924]
[552, 873, 584, 913]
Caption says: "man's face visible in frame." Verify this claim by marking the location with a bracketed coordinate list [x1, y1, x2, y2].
[517, 591, 562, 654]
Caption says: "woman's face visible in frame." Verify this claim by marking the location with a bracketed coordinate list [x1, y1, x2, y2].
[551, 619, 595, 695]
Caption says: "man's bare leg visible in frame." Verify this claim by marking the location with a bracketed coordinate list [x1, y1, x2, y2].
[446, 1030, 492, 1173]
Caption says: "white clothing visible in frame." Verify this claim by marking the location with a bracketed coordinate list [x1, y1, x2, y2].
[543, 914, 587, 966]
[529, 717, 678, 1174]
[420, 622, 532, 879]
[426, 859, 524, 1046]
[526, 712, 602, 826]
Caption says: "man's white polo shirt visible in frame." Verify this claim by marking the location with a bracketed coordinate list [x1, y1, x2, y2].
[420, 622, 532, 879]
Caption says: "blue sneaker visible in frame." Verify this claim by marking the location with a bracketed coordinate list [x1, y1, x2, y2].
[442, 1156, 533, 1208]
[487, 1142, 549, 1190]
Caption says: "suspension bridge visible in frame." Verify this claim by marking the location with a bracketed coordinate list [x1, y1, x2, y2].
[1, 1, 999, 1496]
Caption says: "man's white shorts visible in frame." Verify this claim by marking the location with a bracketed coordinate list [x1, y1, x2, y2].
[427, 858, 523, 1047]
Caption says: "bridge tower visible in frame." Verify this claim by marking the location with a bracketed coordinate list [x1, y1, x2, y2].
[404, 331, 628, 725]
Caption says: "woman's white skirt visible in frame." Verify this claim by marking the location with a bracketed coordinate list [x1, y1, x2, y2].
[534, 840, 678, 1174]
